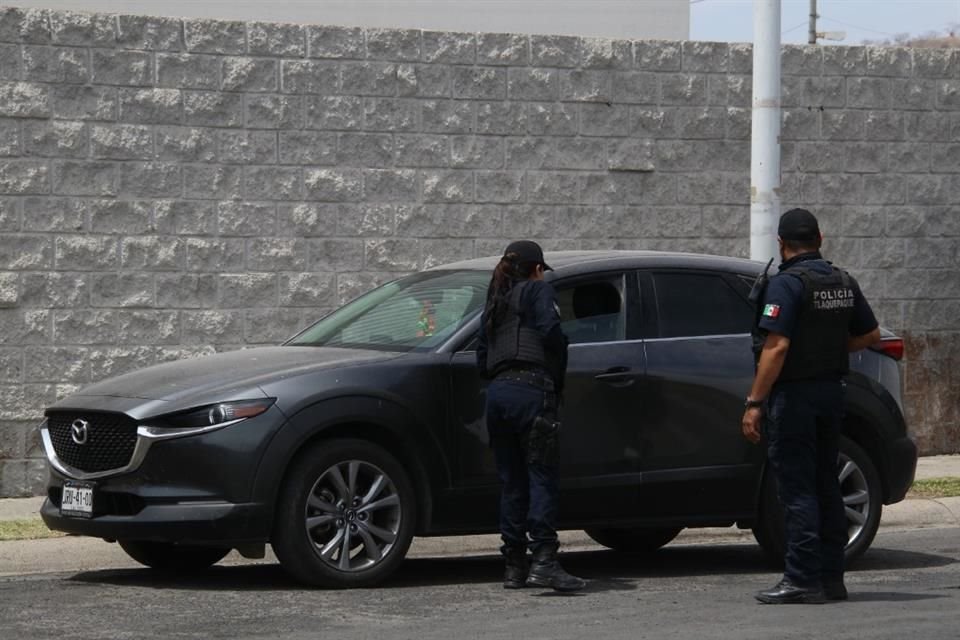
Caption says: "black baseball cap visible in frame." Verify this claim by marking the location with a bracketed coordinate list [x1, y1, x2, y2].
[778, 208, 821, 242]
[504, 240, 552, 271]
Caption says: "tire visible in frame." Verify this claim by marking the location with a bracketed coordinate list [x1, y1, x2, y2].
[271, 438, 417, 588]
[118, 540, 230, 572]
[584, 526, 683, 553]
[752, 435, 883, 565]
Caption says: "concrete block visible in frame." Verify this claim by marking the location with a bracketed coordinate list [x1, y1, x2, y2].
[560, 69, 611, 102]
[280, 60, 337, 94]
[420, 100, 477, 133]
[219, 274, 278, 308]
[579, 103, 630, 136]
[0, 82, 50, 118]
[397, 64, 451, 98]
[475, 171, 523, 203]
[395, 134, 448, 168]
[278, 130, 336, 165]
[307, 25, 364, 59]
[363, 98, 419, 132]
[278, 203, 338, 237]
[674, 107, 725, 139]
[865, 46, 912, 77]
[608, 138, 654, 172]
[508, 68, 559, 101]
[335, 203, 396, 236]
[682, 41, 728, 72]
[218, 201, 276, 236]
[54, 309, 118, 344]
[185, 237, 244, 271]
[184, 91, 242, 127]
[248, 21, 305, 57]
[22, 197, 83, 232]
[526, 172, 578, 204]
[366, 28, 420, 61]
[157, 53, 219, 90]
[452, 67, 506, 100]
[90, 123, 152, 159]
[121, 235, 185, 270]
[183, 18, 245, 54]
[91, 49, 152, 86]
[422, 31, 475, 64]
[88, 199, 153, 233]
[23, 45, 89, 83]
[580, 37, 632, 69]
[19, 271, 90, 309]
[476, 102, 526, 135]
[23, 121, 87, 158]
[184, 165, 242, 199]
[154, 200, 217, 235]
[477, 33, 528, 66]
[782, 45, 822, 75]
[549, 137, 606, 170]
[423, 169, 473, 203]
[341, 62, 397, 96]
[0, 234, 50, 269]
[306, 96, 363, 131]
[244, 165, 302, 200]
[246, 94, 303, 129]
[27, 346, 89, 383]
[219, 130, 276, 163]
[116, 14, 182, 51]
[90, 273, 154, 307]
[847, 77, 892, 109]
[52, 161, 114, 196]
[118, 162, 181, 197]
[864, 111, 905, 141]
[914, 48, 960, 79]
[222, 57, 277, 92]
[0, 309, 49, 345]
[311, 239, 364, 271]
[154, 126, 217, 162]
[119, 88, 182, 124]
[365, 238, 420, 271]
[891, 79, 935, 111]
[634, 40, 680, 71]
[247, 238, 308, 271]
[527, 102, 577, 136]
[181, 310, 244, 343]
[611, 71, 657, 104]
[531, 34, 580, 67]
[661, 74, 707, 106]
[304, 167, 363, 202]
[279, 272, 336, 307]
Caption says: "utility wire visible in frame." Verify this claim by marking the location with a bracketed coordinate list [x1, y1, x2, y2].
[782, 20, 809, 36]
[818, 15, 896, 37]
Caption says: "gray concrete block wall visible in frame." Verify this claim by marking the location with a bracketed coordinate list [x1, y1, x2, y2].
[0, 6, 958, 496]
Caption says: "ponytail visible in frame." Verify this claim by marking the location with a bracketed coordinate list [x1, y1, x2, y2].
[484, 253, 536, 333]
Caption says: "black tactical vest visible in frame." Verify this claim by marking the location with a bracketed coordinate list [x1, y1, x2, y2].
[778, 263, 854, 382]
[486, 282, 548, 373]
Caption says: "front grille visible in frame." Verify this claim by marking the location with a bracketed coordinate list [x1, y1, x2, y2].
[47, 412, 138, 473]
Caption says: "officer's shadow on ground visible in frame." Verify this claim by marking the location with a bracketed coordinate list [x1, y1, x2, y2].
[68, 542, 956, 593]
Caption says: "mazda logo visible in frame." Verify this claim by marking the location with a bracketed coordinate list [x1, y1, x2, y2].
[70, 419, 89, 445]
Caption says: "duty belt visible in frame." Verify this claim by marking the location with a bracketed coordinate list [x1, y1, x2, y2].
[495, 368, 555, 393]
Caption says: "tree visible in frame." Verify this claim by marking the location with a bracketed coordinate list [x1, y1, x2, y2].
[863, 24, 959, 48]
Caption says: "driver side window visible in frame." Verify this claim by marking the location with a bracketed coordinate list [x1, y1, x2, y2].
[556, 276, 626, 345]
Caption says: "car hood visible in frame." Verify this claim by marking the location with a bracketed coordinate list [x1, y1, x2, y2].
[51, 346, 402, 414]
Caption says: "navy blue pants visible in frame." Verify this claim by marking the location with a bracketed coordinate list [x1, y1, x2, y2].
[486, 379, 559, 554]
[766, 379, 848, 586]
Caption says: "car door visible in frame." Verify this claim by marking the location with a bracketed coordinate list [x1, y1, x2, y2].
[446, 271, 648, 523]
[636, 269, 761, 518]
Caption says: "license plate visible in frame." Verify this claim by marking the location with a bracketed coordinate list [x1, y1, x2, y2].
[61, 482, 94, 518]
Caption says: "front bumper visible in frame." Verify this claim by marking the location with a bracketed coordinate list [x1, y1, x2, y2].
[883, 435, 918, 504]
[40, 497, 271, 545]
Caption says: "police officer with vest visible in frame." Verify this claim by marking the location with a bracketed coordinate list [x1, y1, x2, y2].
[476, 240, 586, 592]
[742, 209, 880, 604]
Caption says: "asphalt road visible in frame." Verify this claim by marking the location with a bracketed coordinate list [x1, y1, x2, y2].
[1, 526, 958, 640]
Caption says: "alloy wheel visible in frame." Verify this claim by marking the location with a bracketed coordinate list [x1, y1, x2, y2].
[838, 452, 870, 548]
[303, 460, 402, 572]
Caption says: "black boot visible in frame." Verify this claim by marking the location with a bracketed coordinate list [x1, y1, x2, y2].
[755, 577, 826, 604]
[526, 543, 586, 592]
[502, 547, 528, 589]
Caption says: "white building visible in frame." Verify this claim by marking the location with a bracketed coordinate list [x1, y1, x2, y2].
[7, 0, 690, 39]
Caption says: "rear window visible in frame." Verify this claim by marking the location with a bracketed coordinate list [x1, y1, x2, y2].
[653, 272, 753, 338]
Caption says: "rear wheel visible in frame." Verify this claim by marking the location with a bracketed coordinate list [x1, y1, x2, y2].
[118, 540, 230, 571]
[272, 439, 417, 588]
[753, 435, 883, 564]
[584, 526, 683, 553]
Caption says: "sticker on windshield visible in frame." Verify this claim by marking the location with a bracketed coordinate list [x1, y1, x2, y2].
[762, 304, 780, 318]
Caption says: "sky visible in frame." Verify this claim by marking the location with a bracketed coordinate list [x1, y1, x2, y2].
[690, 0, 960, 45]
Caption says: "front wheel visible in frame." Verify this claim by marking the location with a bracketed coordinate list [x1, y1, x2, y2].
[584, 526, 683, 553]
[118, 540, 230, 571]
[753, 435, 883, 565]
[272, 439, 417, 588]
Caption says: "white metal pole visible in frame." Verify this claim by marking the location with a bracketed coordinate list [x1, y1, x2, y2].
[750, 0, 782, 264]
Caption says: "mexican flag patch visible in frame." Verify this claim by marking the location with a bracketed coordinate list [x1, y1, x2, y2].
[762, 304, 780, 318]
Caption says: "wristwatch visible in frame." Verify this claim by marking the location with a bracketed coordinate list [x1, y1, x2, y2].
[744, 397, 764, 409]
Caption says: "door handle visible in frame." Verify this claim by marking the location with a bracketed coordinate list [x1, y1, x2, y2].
[594, 367, 635, 387]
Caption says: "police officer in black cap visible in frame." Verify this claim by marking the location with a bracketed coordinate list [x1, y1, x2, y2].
[476, 240, 586, 592]
[742, 208, 880, 604]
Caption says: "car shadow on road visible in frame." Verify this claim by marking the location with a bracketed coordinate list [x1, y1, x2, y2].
[67, 542, 957, 592]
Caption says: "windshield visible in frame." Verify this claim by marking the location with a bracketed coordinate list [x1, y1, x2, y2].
[286, 270, 490, 352]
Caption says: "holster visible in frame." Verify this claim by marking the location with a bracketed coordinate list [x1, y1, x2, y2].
[526, 391, 560, 467]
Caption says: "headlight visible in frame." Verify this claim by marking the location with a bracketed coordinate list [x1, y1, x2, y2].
[153, 399, 276, 429]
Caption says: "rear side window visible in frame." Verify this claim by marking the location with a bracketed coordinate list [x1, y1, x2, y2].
[653, 272, 752, 338]
[556, 276, 626, 344]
